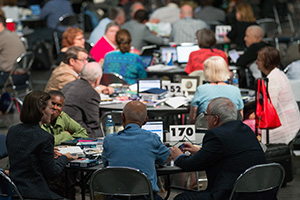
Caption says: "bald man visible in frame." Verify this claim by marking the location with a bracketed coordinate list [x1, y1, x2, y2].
[235, 25, 270, 88]
[236, 25, 270, 68]
[170, 4, 208, 44]
[102, 101, 170, 200]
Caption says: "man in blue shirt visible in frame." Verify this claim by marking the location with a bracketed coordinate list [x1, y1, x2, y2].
[102, 101, 170, 200]
[40, 0, 74, 32]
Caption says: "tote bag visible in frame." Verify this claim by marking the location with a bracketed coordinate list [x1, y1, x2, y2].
[256, 79, 281, 129]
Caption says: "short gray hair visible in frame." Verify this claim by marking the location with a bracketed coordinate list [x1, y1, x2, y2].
[81, 62, 102, 83]
[208, 97, 237, 124]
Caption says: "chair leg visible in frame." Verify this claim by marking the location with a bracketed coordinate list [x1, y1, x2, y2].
[273, 5, 282, 34]
[287, 13, 295, 33]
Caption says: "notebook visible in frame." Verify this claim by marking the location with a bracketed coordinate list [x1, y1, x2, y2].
[137, 79, 162, 95]
[142, 121, 164, 142]
[176, 45, 199, 64]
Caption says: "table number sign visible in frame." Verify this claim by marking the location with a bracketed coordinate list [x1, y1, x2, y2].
[169, 125, 195, 141]
[163, 83, 183, 96]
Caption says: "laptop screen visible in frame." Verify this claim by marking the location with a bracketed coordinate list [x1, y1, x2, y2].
[176, 45, 199, 64]
[137, 79, 161, 94]
[140, 55, 153, 67]
[142, 121, 164, 141]
[30, 5, 41, 16]
[160, 47, 177, 63]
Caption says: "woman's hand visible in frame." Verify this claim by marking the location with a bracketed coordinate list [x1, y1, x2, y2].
[64, 153, 78, 162]
[54, 147, 62, 159]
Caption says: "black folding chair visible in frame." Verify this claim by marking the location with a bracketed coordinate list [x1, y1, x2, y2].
[90, 167, 154, 200]
[229, 163, 285, 200]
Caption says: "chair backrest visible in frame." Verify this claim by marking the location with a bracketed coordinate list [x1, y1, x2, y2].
[2, 52, 34, 95]
[289, 79, 300, 102]
[100, 73, 128, 85]
[0, 169, 24, 200]
[257, 18, 279, 37]
[99, 111, 123, 135]
[189, 70, 205, 86]
[58, 14, 78, 27]
[90, 167, 154, 200]
[195, 113, 207, 130]
[229, 163, 285, 200]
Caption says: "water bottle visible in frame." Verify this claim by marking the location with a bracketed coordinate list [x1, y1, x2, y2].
[16, 20, 23, 34]
[232, 70, 239, 87]
[105, 115, 114, 134]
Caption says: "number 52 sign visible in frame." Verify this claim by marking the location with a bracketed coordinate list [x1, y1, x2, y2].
[169, 125, 195, 142]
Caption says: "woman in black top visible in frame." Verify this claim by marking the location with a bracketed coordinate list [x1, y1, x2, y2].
[224, 3, 257, 50]
[6, 91, 74, 199]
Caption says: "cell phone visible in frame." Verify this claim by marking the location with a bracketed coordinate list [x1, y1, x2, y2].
[178, 143, 185, 150]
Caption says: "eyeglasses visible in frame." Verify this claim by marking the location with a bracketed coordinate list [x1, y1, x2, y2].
[203, 111, 216, 117]
[76, 58, 88, 63]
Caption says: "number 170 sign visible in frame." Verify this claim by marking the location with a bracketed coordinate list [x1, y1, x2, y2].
[169, 125, 195, 142]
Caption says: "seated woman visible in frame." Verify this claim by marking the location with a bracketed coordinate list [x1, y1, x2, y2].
[90, 22, 120, 64]
[185, 28, 228, 74]
[6, 91, 74, 199]
[189, 56, 244, 124]
[224, 3, 257, 50]
[257, 46, 300, 144]
[102, 29, 147, 84]
[56, 27, 89, 65]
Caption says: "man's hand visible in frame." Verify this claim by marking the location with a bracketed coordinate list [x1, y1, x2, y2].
[98, 85, 114, 95]
[170, 146, 183, 160]
[182, 142, 200, 155]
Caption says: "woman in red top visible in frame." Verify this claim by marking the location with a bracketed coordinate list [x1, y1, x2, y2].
[185, 28, 228, 74]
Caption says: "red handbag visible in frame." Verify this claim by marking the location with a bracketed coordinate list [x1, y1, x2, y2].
[256, 79, 281, 129]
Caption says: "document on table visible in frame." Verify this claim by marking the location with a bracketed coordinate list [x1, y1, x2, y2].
[57, 146, 84, 157]
[165, 96, 189, 109]
[147, 64, 179, 71]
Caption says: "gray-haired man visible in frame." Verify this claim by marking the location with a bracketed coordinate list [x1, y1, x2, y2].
[171, 97, 266, 200]
[62, 62, 103, 138]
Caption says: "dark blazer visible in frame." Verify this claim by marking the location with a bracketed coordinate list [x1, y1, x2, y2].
[175, 120, 266, 200]
[6, 123, 68, 199]
[62, 78, 102, 138]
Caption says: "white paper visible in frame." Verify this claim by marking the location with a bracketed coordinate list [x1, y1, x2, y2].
[57, 146, 84, 155]
[165, 96, 188, 109]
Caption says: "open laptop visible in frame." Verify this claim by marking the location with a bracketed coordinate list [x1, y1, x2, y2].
[137, 79, 162, 95]
[30, 4, 41, 16]
[176, 45, 199, 65]
[142, 121, 164, 142]
[140, 55, 154, 67]
[160, 47, 177, 63]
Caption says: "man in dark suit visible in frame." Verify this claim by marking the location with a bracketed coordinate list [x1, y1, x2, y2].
[62, 62, 102, 138]
[170, 97, 266, 200]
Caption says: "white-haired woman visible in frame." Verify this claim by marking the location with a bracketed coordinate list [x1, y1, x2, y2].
[189, 56, 244, 124]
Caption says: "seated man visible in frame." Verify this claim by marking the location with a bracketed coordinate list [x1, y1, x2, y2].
[42, 90, 88, 146]
[170, 4, 208, 44]
[122, 9, 168, 51]
[171, 97, 266, 200]
[45, 46, 112, 94]
[62, 62, 103, 138]
[0, 15, 26, 88]
[235, 25, 270, 88]
[102, 101, 170, 200]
